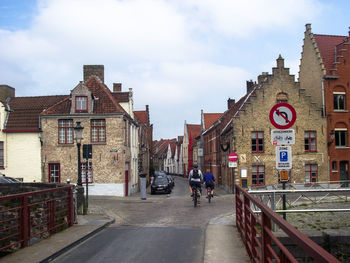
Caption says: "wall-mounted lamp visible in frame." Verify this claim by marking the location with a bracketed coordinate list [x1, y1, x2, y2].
[328, 130, 335, 147]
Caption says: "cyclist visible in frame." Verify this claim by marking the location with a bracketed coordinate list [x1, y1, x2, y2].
[188, 164, 203, 203]
[203, 169, 215, 198]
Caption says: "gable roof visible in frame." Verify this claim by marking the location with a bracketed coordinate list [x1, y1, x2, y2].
[42, 76, 129, 116]
[187, 124, 201, 141]
[134, 110, 148, 125]
[112, 92, 130, 103]
[5, 95, 67, 132]
[203, 113, 223, 130]
[313, 34, 347, 75]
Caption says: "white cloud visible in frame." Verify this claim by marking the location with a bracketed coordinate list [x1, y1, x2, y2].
[0, 0, 326, 138]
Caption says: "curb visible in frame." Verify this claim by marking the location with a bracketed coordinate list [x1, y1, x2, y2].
[39, 216, 115, 263]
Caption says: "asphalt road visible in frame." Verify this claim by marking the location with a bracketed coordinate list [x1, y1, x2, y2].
[52, 176, 235, 263]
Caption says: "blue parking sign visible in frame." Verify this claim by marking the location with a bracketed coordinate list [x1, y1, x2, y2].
[280, 151, 288, 162]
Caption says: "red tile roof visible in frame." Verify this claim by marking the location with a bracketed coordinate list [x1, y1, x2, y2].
[203, 113, 223, 130]
[134, 111, 148, 125]
[170, 142, 176, 157]
[112, 92, 130, 103]
[187, 124, 201, 141]
[42, 76, 128, 115]
[5, 95, 68, 132]
[313, 34, 347, 74]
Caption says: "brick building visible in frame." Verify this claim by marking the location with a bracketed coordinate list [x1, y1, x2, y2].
[40, 65, 140, 196]
[299, 24, 350, 183]
[220, 56, 328, 189]
[201, 112, 223, 182]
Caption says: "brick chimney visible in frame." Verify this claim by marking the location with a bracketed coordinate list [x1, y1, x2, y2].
[113, 83, 122, 92]
[246, 80, 254, 94]
[227, 98, 235, 109]
[0, 85, 15, 101]
[83, 65, 104, 83]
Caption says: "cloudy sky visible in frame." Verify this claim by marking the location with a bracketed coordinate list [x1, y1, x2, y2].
[0, 0, 349, 140]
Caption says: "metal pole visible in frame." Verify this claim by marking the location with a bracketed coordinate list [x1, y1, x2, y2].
[86, 157, 89, 209]
[282, 181, 286, 220]
[77, 142, 82, 186]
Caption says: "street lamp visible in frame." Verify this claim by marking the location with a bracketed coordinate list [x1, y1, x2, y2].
[74, 122, 84, 186]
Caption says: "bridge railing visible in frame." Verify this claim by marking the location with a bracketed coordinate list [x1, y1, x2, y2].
[235, 184, 340, 263]
[0, 185, 74, 253]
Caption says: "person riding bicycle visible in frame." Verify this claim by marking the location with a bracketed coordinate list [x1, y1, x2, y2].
[188, 164, 203, 203]
[203, 169, 215, 198]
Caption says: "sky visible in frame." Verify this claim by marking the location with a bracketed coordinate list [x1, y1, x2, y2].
[0, 0, 349, 140]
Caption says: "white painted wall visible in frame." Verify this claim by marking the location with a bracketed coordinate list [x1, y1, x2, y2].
[87, 183, 125, 196]
[6, 133, 42, 182]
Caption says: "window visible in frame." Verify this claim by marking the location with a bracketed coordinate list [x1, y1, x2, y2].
[334, 93, 345, 111]
[332, 161, 337, 172]
[252, 165, 265, 186]
[305, 164, 317, 183]
[49, 163, 60, 183]
[276, 92, 288, 103]
[304, 131, 317, 152]
[58, 119, 73, 144]
[76, 96, 88, 112]
[335, 129, 347, 147]
[0, 141, 4, 168]
[91, 119, 106, 143]
[81, 161, 93, 184]
[251, 131, 264, 153]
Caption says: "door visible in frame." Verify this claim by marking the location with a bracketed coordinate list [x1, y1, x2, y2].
[340, 161, 349, 187]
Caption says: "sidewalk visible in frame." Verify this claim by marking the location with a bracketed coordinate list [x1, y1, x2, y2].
[0, 214, 115, 263]
[204, 212, 250, 263]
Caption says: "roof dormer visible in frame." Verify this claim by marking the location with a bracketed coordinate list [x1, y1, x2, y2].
[70, 81, 93, 114]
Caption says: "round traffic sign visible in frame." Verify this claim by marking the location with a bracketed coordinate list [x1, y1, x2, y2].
[228, 152, 238, 162]
[269, 103, 296, 129]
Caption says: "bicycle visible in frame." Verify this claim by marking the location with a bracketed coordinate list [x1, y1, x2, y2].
[206, 186, 212, 203]
[192, 186, 201, 207]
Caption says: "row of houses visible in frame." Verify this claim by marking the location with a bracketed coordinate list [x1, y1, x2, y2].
[0, 65, 153, 196]
[168, 24, 350, 191]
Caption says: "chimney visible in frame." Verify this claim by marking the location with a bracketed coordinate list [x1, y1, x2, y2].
[83, 65, 104, 83]
[246, 80, 254, 94]
[227, 98, 235, 109]
[0, 85, 15, 101]
[113, 83, 122, 92]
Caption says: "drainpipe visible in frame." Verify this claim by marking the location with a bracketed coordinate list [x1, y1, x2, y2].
[321, 78, 326, 117]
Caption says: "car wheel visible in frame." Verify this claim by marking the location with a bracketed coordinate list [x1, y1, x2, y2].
[151, 190, 155, 195]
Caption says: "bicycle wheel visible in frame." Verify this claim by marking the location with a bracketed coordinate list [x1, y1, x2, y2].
[208, 188, 211, 203]
[193, 193, 197, 207]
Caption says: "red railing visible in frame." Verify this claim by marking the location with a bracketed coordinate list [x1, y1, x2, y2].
[0, 185, 74, 252]
[235, 184, 340, 263]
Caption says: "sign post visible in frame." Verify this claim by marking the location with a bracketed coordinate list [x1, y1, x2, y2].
[83, 144, 92, 210]
[270, 103, 296, 220]
[228, 152, 238, 191]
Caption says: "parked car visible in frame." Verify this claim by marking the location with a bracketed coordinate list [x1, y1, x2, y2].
[0, 176, 21, 183]
[151, 176, 172, 194]
[166, 174, 175, 188]
[154, 170, 167, 178]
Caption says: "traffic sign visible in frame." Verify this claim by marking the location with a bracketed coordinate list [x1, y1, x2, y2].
[269, 103, 296, 129]
[276, 146, 292, 170]
[280, 170, 289, 182]
[228, 162, 237, 168]
[228, 152, 238, 162]
[271, 129, 295, 145]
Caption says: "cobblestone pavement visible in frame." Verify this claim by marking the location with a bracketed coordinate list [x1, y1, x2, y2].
[88, 176, 236, 228]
